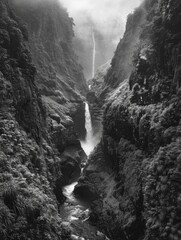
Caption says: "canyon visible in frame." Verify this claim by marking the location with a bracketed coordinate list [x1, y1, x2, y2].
[0, 0, 181, 240]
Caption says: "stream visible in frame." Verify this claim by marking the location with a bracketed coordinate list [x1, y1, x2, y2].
[59, 102, 108, 240]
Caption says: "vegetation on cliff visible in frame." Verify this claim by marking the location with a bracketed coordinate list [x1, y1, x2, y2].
[0, 0, 87, 239]
[11, 0, 88, 140]
[76, 0, 181, 239]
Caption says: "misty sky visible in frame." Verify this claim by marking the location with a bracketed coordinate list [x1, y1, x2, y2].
[59, 0, 143, 44]
[58, 0, 143, 79]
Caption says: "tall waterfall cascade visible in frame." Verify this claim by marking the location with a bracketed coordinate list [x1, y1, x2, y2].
[81, 102, 97, 156]
[92, 30, 96, 78]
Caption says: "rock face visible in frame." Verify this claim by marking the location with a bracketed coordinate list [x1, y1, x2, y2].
[0, 0, 87, 239]
[99, 4, 146, 98]
[11, 0, 88, 96]
[75, 0, 181, 239]
[11, 0, 87, 140]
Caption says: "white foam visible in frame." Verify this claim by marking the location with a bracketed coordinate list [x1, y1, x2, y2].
[81, 102, 98, 156]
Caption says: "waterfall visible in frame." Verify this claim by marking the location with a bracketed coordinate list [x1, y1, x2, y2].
[84, 102, 93, 143]
[81, 102, 97, 156]
[92, 30, 96, 78]
[61, 102, 108, 240]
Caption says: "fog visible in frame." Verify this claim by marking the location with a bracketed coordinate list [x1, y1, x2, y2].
[13, 0, 143, 79]
[60, 0, 142, 39]
[59, 0, 143, 79]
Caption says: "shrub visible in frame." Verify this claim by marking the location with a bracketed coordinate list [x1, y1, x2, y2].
[24, 198, 41, 224]
[2, 183, 18, 211]
[0, 29, 10, 49]
[0, 201, 14, 238]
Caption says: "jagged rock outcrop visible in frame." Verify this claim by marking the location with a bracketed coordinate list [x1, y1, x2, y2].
[0, 0, 87, 239]
[75, 0, 181, 239]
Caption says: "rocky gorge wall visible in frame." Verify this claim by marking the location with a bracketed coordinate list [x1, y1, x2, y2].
[0, 0, 87, 239]
[75, 0, 181, 239]
[11, 0, 88, 141]
[98, 3, 146, 100]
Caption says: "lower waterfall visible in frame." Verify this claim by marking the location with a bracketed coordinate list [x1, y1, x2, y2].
[81, 102, 98, 156]
[59, 102, 108, 239]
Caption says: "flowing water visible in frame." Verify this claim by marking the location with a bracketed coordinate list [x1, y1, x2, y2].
[60, 102, 108, 240]
[92, 30, 96, 78]
[80, 102, 97, 156]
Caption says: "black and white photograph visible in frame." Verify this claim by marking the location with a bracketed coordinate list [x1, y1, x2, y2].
[0, 0, 181, 239]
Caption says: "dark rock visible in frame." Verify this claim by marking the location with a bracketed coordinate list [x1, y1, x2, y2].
[71, 102, 86, 140]
[50, 113, 60, 124]
[60, 156, 81, 185]
[54, 179, 66, 204]
[74, 183, 99, 202]
[51, 125, 66, 153]
[87, 91, 97, 104]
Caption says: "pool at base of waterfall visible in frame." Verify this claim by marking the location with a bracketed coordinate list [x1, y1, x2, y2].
[60, 182, 109, 240]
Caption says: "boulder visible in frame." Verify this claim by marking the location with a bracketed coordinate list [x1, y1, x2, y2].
[60, 156, 81, 185]
[74, 183, 99, 202]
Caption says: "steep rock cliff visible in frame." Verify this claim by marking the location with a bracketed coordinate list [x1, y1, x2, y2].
[98, 4, 146, 99]
[75, 0, 181, 239]
[11, 0, 88, 140]
[0, 0, 87, 239]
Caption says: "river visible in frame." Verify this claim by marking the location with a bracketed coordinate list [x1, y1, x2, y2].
[59, 102, 108, 240]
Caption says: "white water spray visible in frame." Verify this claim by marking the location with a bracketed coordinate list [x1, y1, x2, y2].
[92, 30, 96, 78]
[84, 102, 93, 143]
[81, 102, 98, 156]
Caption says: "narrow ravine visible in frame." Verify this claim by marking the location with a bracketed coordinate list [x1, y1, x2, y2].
[59, 102, 108, 240]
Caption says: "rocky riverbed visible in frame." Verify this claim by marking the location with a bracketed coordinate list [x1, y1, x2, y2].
[60, 182, 109, 240]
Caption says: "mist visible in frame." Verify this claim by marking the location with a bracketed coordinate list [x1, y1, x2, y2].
[59, 0, 143, 79]
[13, 0, 143, 79]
